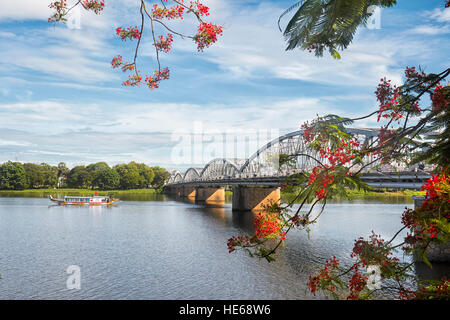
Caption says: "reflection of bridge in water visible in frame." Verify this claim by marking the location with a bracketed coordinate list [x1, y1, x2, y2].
[165, 128, 431, 212]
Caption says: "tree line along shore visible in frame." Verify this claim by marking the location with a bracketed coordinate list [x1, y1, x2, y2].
[0, 160, 424, 199]
[0, 161, 170, 191]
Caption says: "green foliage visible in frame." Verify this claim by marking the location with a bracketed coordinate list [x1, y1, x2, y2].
[114, 162, 142, 190]
[151, 166, 170, 188]
[135, 162, 155, 188]
[66, 165, 91, 189]
[93, 167, 120, 190]
[0, 161, 27, 190]
[281, 0, 397, 57]
[0, 161, 169, 191]
[23, 163, 45, 188]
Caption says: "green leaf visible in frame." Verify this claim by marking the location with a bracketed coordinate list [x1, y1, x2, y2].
[331, 49, 341, 60]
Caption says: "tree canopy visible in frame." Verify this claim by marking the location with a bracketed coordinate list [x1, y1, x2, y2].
[280, 0, 397, 58]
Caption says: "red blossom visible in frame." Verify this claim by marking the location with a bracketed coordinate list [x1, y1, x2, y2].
[189, 1, 210, 16]
[122, 71, 142, 87]
[145, 67, 170, 90]
[375, 77, 403, 122]
[82, 0, 105, 14]
[152, 4, 185, 20]
[155, 34, 174, 53]
[431, 83, 449, 112]
[307, 256, 340, 296]
[48, 0, 68, 22]
[111, 55, 123, 69]
[347, 265, 368, 300]
[116, 26, 141, 41]
[253, 212, 283, 239]
[194, 22, 223, 51]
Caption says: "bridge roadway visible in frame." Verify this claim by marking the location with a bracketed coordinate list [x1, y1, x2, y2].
[164, 171, 430, 212]
[166, 171, 431, 189]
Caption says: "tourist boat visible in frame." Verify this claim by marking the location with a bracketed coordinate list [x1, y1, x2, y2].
[48, 195, 119, 206]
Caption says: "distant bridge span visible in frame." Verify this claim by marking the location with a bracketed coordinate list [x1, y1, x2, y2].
[165, 128, 431, 211]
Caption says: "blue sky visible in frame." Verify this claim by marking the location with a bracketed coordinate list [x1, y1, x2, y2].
[0, 0, 449, 170]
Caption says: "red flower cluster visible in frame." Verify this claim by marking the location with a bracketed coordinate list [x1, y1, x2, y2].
[306, 137, 360, 200]
[145, 67, 170, 90]
[351, 232, 399, 270]
[318, 138, 359, 168]
[431, 83, 449, 112]
[307, 256, 340, 296]
[421, 171, 447, 204]
[307, 45, 316, 53]
[300, 122, 316, 143]
[227, 235, 250, 253]
[189, 0, 210, 16]
[111, 56, 135, 72]
[111, 55, 123, 69]
[347, 265, 369, 300]
[152, 4, 185, 20]
[116, 26, 141, 41]
[155, 34, 174, 53]
[254, 212, 283, 239]
[402, 171, 449, 253]
[307, 166, 335, 200]
[82, 0, 105, 14]
[194, 22, 223, 51]
[375, 77, 402, 122]
[122, 72, 143, 87]
[48, 0, 67, 22]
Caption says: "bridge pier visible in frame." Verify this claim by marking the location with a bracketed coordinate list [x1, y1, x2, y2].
[182, 186, 196, 199]
[195, 187, 225, 203]
[169, 186, 182, 197]
[232, 186, 280, 212]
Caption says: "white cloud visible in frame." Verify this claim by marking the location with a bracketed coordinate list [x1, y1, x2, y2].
[429, 7, 450, 23]
[409, 25, 450, 35]
[192, 2, 431, 89]
[0, 139, 32, 147]
[0, 0, 52, 21]
[0, 96, 349, 167]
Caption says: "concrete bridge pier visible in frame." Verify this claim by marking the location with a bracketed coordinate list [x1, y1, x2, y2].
[195, 187, 225, 203]
[167, 186, 182, 197]
[182, 186, 196, 199]
[232, 186, 280, 212]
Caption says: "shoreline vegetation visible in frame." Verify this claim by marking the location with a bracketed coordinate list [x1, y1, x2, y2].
[0, 161, 170, 191]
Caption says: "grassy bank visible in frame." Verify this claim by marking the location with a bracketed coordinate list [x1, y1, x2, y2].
[281, 188, 425, 202]
[1, 187, 424, 197]
[0, 188, 160, 196]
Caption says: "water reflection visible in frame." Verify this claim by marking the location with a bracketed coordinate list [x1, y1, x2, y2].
[0, 195, 447, 300]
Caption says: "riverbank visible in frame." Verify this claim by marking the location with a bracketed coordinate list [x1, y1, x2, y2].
[0, 188, 160, 196]
[224, 188, 425, 200]
[1, 188, 424, 197]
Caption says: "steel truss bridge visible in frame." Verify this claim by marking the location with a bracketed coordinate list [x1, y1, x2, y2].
[166, 128, 432, 190]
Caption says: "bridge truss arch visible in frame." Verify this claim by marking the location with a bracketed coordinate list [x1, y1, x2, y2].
[200, 158, 245, 181]
[166, 128, 382, 185]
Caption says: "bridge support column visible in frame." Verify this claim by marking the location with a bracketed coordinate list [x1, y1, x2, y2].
[195, 187, 225, 202]
[232, 186, 280, 212]
[182, 186, 196, 199]
[171, 186, 182, 197]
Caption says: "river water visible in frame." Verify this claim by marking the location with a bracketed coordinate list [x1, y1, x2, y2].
[0, 194, 446, 299]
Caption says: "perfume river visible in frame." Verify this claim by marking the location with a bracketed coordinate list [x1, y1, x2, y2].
[0, 194, 447, 299]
